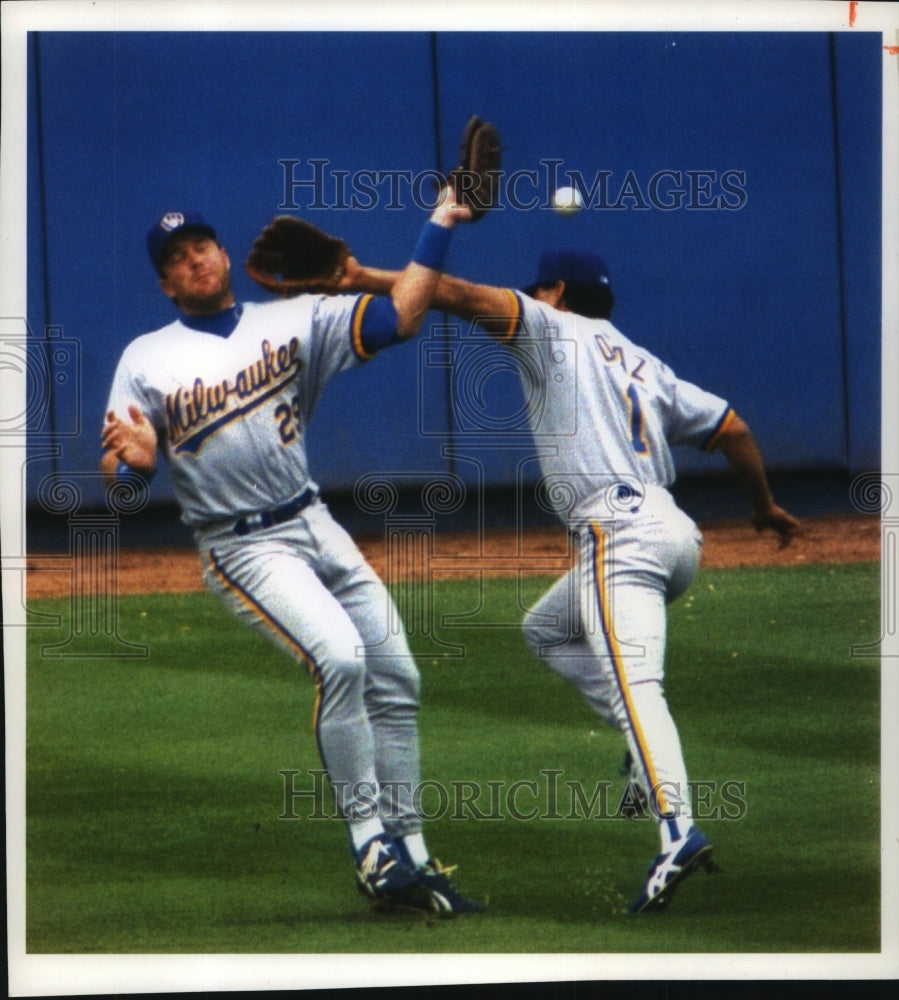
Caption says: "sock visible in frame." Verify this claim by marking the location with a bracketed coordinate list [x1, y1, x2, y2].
[392, 832, 430, 869]
[659, 814, 693, 854]
[349, 817, 387, 857]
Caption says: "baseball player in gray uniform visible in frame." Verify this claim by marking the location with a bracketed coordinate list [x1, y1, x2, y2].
[345, 245, 800, 913]
[100, 196, 485, 916]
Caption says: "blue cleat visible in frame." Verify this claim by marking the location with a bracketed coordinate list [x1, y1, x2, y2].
[629, 826, 716, 914]
[416, 859, 487, 917]
[355, 836, 432, 912]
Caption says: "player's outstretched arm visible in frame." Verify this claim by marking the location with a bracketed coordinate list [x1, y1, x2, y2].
[713, 413, 801, 546]
[336, 189, 477, 339]
[340, 264, 515, 338]
[100, 404, 158, 485]
[381, 191, 474, 340]
[430, 273, 520, 336]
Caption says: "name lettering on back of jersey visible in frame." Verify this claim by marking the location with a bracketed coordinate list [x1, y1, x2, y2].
[594, 334, 646, 382]
[166, 337, 302, 455]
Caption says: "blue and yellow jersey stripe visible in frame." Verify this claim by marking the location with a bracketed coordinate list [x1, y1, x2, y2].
[492, 289, 524, 344]
[350, 294, 405, 360]
[350, 294, 378, 361]
[704, 406, 737, 451]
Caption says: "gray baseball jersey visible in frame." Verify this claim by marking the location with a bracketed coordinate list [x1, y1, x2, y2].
[499, 292, 733, 522]
[105, 292, 424, 840]
[491, 291, 734, 832]
[106, 294, 379, 527]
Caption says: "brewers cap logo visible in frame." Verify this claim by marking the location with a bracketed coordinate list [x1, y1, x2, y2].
[160, 211, 186, 232]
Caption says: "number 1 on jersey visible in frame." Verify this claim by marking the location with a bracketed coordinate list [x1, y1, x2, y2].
[626, 383, 649, 455]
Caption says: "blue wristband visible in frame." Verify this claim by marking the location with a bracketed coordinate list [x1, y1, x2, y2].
[411, 221, 453, 271]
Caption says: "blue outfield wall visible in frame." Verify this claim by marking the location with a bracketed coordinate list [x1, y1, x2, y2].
[25, 31, 882, 519]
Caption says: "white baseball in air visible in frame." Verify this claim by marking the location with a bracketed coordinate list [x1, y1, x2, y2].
[552, 186, 584, 215]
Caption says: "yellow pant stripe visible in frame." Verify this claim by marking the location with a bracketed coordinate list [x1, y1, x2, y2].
[206, 548, 323, 730]
[589, 522, 669, 815]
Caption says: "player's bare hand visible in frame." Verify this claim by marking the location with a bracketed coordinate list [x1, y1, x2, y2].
[101, 405, 158, 473]
[432, 186, 474, 226]
[752, 504, 802, 548]
[335, 255, 363, 292]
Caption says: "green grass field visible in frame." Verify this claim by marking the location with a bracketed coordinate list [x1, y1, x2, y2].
[25, 561, 881, 955]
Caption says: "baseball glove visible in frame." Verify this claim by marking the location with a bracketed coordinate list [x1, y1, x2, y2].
[245, 215, 351, 297]
[446, 115, 502, 221]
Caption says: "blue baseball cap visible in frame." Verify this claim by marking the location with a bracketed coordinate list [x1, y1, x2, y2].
[147, 210, 217, 272]
[525, 247, 612, 294]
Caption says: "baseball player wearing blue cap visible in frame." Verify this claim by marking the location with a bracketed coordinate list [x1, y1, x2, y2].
[101, 196, 486, 917]
[344, 244, 800, 914]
